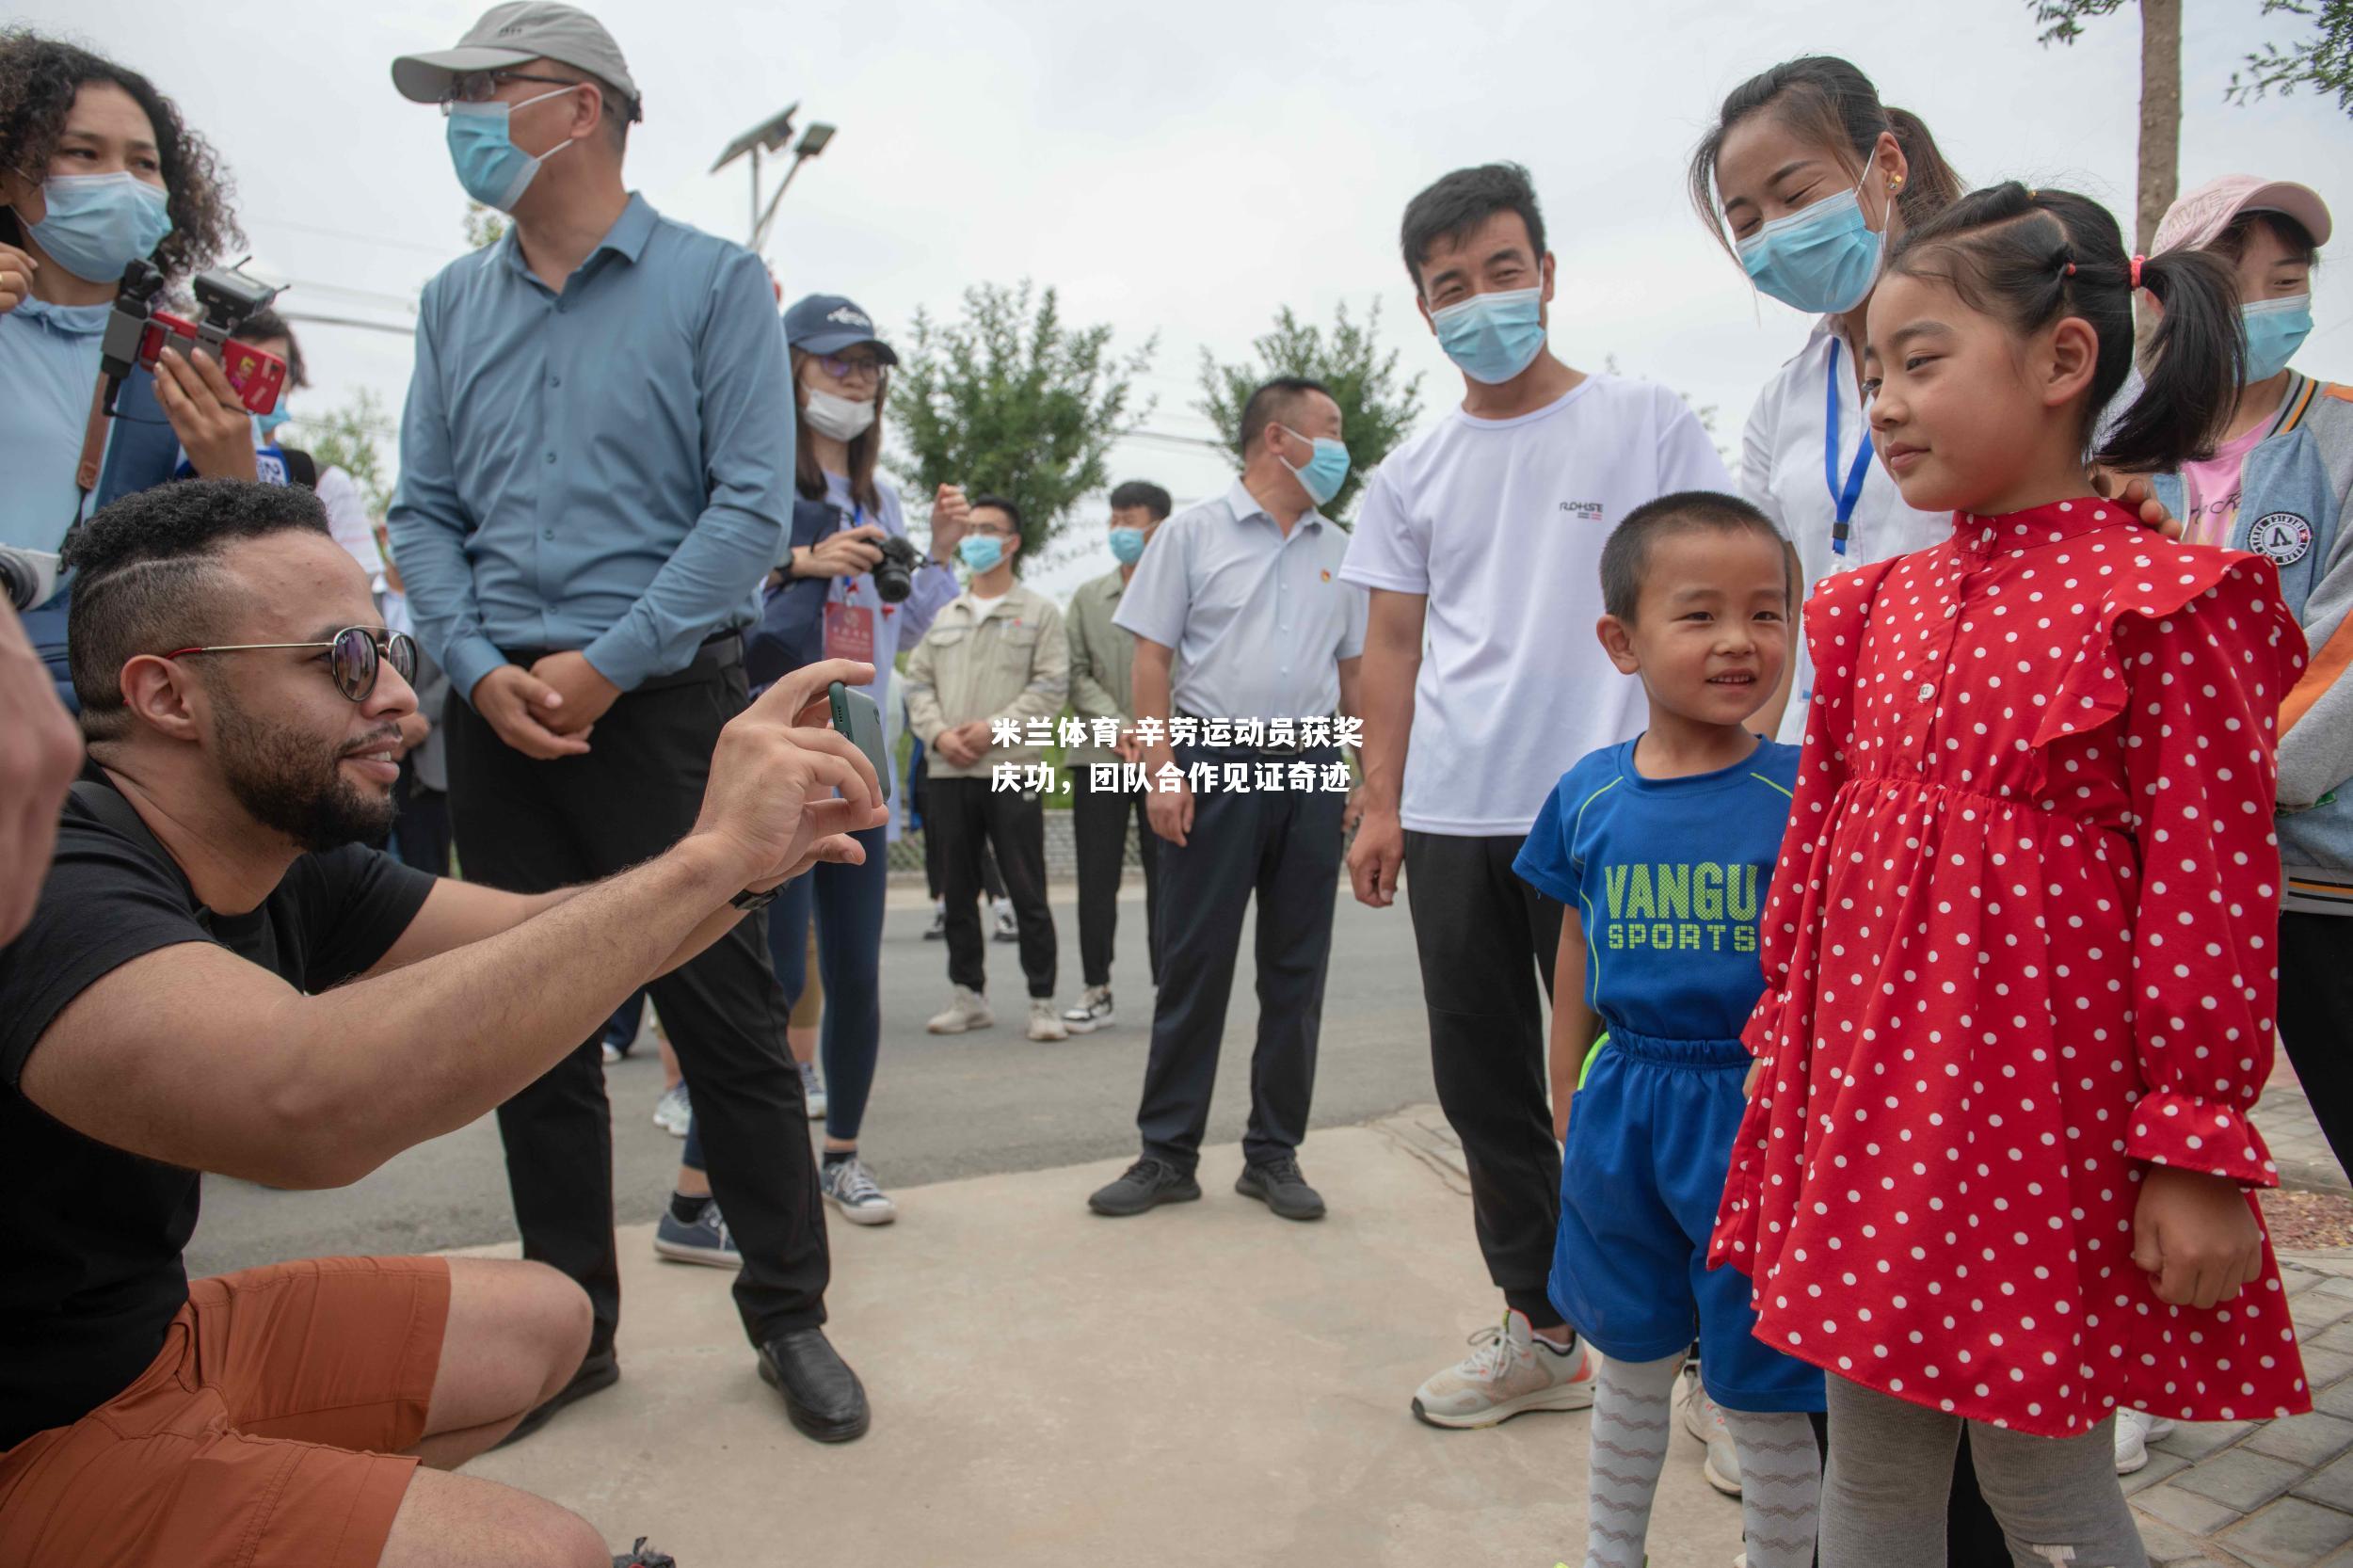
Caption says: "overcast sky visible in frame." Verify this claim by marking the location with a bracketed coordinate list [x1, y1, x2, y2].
[24, 0, 2353, 593]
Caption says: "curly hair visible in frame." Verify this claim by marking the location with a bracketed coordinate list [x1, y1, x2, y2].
[0, 29, 238, 281]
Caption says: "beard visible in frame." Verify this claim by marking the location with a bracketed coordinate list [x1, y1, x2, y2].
[212, 685, 399, 854]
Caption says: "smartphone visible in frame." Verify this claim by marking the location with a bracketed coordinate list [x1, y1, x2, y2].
[827, 681, 892, 803]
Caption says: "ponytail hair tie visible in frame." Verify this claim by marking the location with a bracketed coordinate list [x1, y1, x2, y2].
[2064, 262, 2077, 278]
[2131, 253, 2144, 290]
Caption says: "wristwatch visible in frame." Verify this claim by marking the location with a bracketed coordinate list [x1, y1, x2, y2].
[730, 886, 781, 911]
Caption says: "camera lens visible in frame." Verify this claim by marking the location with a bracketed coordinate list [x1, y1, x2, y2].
[870, 536, 918, 603]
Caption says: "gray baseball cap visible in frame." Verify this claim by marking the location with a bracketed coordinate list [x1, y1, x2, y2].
[392, 2, 641, 119]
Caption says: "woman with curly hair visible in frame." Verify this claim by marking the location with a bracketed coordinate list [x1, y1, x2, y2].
[0, 30, 256, 701]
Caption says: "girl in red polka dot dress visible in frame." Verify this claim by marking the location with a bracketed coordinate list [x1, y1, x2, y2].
[1709, 183, 2313, 1565]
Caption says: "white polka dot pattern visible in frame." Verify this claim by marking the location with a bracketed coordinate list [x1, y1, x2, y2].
[1706, 502, 2315, 1438]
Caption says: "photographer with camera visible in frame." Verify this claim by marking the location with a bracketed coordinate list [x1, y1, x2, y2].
[1, 31, 262, 705]
[0, 478, 883, 1568]
[744, 292, 965, 1228]
[385, 3, 868, 1442]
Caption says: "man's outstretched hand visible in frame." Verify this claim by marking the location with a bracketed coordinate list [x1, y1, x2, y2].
[693, 659, 889, 893]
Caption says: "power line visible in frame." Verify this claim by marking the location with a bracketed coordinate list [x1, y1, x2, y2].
[280, 310, 417, 339]
[271, 279, 419, 313]
[248, 213, 459, 261]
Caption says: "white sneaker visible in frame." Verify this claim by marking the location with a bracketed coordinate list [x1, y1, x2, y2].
[1062, 985, 1115, 1033]
[926, 984, 994, 1034]
[821, 1156, 898, 1225]
[651, 1081, 691, 1137]
[2114, 1407, 2178, 1474]
[1410, 1309, 1596, 1430]
[800, 1060, 826, 1121]
[1682, 1372, 1742, 1496]
[991, 899, 1018, 942]
[1028, 997, 1070, 1041]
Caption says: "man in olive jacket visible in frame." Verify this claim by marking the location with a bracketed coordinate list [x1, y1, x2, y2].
[1060, 481, 1172, 1032]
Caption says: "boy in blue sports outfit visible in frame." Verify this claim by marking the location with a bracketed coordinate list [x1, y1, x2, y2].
[1513, 492, 1823, 1568]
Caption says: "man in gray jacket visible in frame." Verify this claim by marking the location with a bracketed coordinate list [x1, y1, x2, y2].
[1060, 480, 1172, 1033]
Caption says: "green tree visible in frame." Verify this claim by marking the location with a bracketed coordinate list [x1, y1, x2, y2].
[2230, 0, 2353, 113]
[2027, 0, 2182, 252]
[888, 280, 1154, 563]
[463, 200, 506, 250]
[289, 390, 396, 520]
[1194, 299, 1423, 520]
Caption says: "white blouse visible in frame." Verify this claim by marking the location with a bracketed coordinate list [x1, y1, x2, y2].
[1739, 317, 1952, 744]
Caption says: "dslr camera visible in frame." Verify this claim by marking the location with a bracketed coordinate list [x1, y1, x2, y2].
[98, 259, 288, 416]
[0, 547, 60, 611]
[870, 534, 925, 604]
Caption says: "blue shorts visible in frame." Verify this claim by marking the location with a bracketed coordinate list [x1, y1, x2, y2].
[1549, 1028, 1824, 1415]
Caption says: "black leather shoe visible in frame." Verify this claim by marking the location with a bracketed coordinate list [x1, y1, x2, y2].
[759, 1328, 870, 1443]
[1236, 1155, 1326, 1221]
[494, 1345, 618, 1448]
[1087, 1157, 1202, 1217]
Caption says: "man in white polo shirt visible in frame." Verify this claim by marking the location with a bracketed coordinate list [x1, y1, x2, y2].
[1342, 163, 1731, 1431]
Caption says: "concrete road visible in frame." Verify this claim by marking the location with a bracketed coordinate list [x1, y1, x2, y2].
[187, 882, 1451, 1278]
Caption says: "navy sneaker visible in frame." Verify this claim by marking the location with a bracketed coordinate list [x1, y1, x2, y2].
[653, 1198, 739, 1269]
[614, 1540, 676, 1567]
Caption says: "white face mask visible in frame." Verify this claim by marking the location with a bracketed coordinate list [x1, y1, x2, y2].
[803, 387, 876, 441]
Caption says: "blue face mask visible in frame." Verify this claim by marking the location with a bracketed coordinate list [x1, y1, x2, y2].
[1279, 427, 1353, 507]
[958, 534, 1006, 573]
[2242, 293, 2313, 383]
[256, 405, 293, 438]
[444, 87, 578, 212]
[14, 171, 171, 284]
[1431, 286, 1546, 385]
[1737, 184, 1885, 315]
[1108, 526, 1145, 565]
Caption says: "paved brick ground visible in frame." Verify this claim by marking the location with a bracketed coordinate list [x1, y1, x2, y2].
[2130, 1253, 2353, 1567]
[2263, 1081, 2351, 1199]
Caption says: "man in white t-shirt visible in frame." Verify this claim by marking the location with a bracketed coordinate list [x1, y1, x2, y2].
[1341, 163, 1731, 1431]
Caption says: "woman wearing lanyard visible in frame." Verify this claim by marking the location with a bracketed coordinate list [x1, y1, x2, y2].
[1688, 56, 2034, 1560]
[1689, 56, 1965, 743]
[769, 295, 962, 1224]
[0, 32, 257, 704]
[653, 294, 964, 1266]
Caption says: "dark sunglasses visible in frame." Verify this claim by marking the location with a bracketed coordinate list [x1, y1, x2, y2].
[439, 70, 584, 112]
[161, 628, 419, 703]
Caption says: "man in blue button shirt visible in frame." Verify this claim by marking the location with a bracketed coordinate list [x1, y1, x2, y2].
[386, 2, 865, 1447]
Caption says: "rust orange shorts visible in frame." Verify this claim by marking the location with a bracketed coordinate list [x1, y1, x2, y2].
[0, 1255, 450, 1568]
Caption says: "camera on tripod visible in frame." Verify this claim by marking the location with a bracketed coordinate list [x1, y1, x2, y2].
[98, 259, 289, 416]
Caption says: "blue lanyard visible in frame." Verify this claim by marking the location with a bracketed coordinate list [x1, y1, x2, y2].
[831, 501, 865, 599]
[1823, 339, 1873, 557]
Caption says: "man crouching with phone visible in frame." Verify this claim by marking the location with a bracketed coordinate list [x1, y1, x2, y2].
[0, 479, 885, 1568]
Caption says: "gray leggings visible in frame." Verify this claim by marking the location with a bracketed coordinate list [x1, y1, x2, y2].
[1822, 1379, 2147, 1568]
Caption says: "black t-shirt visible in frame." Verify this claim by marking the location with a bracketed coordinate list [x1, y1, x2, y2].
[0, 775, 432, 1450]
